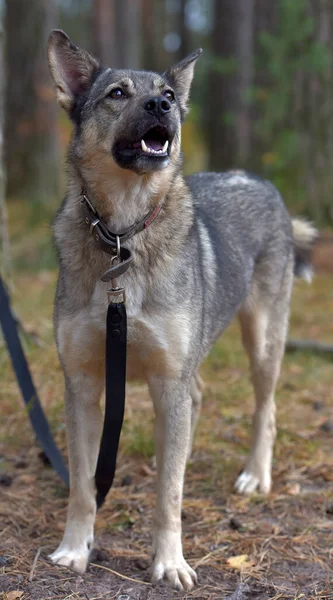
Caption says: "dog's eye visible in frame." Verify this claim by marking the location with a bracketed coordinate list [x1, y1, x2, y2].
[108, 88, 125, 99]
[163, 90, 175, 102]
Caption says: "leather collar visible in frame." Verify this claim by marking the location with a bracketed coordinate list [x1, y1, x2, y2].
[81, 191, 163, 252]
[80, 191, 164, 282]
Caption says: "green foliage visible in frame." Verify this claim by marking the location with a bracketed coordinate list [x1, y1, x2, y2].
[212, 56, 238, 76]
[122, 422, 155, 458]
[254, 0, 332, 223]
[257, 0, 327, 134]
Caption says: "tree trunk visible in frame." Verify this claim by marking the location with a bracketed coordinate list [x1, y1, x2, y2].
[115, 0, 142, 70]
[208, 0, 254, 171]
[0, 2, 9, 276]
[93, 0, 142, 70]
[5, 0, 59, 203]
[304, 0, 333, 223]
[254, 0, 278, 46]
[141, 0, 168, 73]
[286, 339, 333, 355]
[179, 0, 193, 61]
[92, 0, 119, 65]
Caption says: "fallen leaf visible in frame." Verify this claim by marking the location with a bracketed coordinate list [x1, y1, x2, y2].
[286, 483, 301, 495]
[95, 517, 108, 529]
[18, 474, 36, 485]
[141, 464, 155, 476]
[322, 470, 333, 482]
[6, 592, 24, 600]
[226, 554, 254, 570]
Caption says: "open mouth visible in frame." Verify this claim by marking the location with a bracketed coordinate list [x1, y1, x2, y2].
[129, 126, 170, 157]
[113, 124, 174, 172]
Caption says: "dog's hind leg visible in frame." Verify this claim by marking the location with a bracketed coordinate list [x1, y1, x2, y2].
[187, 372, 203, 460]
[235, 262, 293, 495]
[49, 318, 104, 574]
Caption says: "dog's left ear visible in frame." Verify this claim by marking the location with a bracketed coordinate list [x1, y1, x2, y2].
[164, 48, 202, 115]
[48, 29, 100, 112]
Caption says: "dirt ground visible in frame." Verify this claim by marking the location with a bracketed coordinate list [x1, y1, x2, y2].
[1, 236, 333, 600]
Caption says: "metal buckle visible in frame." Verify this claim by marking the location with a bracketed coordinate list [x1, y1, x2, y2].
[82, 193, 97, 214]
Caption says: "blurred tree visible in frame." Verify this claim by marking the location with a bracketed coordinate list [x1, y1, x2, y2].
[304, 0, 333, 223]
[142, 0, 169, 72]
[5, 0, 59, 203]
[115, 0, 142, 69]
[251, 0, 278, 170]
[0, 1, 10, 275]
[254, 0, 333, 223]
[93, 0, 119, 65]
[58, 0, 92, 51]
[93, 0, 142, 69]
[208, 0, 254, 171]
[179, 0, 193, 60]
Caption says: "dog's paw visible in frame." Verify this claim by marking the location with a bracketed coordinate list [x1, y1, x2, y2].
[151, 557, 197, 591]
[235, 471, 260, 494]
[49, 544, 90, 574]
[235, 470, 271, 495]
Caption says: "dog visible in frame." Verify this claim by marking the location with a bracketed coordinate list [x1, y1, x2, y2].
[47, 30, 317, 591]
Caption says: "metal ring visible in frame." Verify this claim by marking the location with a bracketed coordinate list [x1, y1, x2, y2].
[89, 217, 100, 235]
[116, 235, 120, 259]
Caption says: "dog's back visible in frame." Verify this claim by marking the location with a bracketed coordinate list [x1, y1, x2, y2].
[181, 170, 303, 352]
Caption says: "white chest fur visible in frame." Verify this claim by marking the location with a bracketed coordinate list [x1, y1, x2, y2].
[57, 277, 191, 382]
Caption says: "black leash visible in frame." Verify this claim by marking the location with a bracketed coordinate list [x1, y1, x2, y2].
[0, 276, 69, 486]
[94, 237, 129, 508]
[95, 299, 127, 508]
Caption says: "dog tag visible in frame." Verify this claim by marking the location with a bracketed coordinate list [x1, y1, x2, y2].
[101, 247, 133, 282]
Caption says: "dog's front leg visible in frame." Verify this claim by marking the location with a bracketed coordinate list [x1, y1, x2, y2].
[50, 319, 104, 574]
[149, 378, 196, 591]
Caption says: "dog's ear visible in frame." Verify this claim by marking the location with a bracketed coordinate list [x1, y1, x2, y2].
[164, 48, 202, 115]
[47, 29, 99, 112]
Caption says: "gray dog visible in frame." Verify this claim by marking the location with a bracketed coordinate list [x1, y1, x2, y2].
[47, 30, 317, 591]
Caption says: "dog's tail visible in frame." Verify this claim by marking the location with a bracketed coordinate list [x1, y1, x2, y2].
[291, 218, 318, 282]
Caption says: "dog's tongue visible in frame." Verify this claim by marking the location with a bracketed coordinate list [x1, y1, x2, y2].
[145, 137, 163, 151]
[132, 139, 163, 151]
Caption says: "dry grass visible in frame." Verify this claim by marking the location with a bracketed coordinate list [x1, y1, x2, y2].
[0, 211, 332, 599]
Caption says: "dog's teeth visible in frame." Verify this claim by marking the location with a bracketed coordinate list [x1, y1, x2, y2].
[141, 139, 150, 153]
[141, 139, 168, 155]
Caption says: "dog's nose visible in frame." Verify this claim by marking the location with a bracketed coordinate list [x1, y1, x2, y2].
[144, 96, 171, 117]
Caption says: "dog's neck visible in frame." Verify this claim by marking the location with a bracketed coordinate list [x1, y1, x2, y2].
[72, 150, 178, 232]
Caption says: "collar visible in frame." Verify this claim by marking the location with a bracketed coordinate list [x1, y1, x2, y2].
[81, 191, 164, 251]
[80, 191, 164, 282]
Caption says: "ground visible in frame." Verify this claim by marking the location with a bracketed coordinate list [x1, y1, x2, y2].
[1, 209, 333, 600]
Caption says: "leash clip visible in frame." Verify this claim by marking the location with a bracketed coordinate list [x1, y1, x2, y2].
[107, 287, 126, 304]
[107, 236, 126, 304]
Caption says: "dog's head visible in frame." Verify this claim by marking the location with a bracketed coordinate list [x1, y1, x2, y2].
[48, 30, 202, 176]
